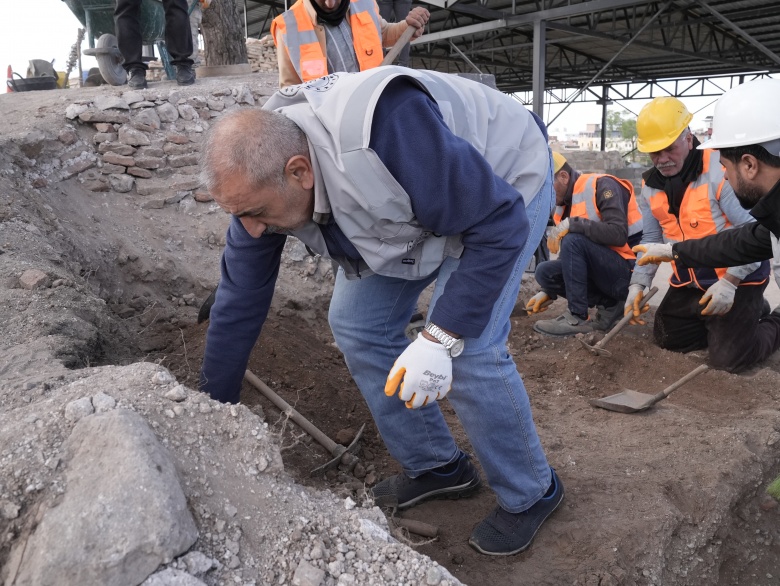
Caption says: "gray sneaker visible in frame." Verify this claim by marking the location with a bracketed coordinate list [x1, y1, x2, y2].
[593, 303, 623, 331]
[533, 309, 593, 337]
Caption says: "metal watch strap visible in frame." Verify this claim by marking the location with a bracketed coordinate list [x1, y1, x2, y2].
[424, 322, 457, 350]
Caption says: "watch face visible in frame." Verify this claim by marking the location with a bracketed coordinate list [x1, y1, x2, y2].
[449, 338, 465, 358]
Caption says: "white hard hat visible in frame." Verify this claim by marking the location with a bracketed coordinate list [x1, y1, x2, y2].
[699, 78, 780, 155]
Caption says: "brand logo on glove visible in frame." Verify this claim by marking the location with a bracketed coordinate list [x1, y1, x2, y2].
[419, 379, 442, 393]
[423, 370, 446, 380]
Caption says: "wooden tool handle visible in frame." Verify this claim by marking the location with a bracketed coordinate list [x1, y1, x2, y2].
[652, 364, 709, 402]
[244, 370, 337, 453]
[381, 25, 416, 66]
[595, 286, 658, 349]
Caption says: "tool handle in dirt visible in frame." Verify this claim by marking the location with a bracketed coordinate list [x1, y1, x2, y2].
[596, 286, 659, 349]
[381, 26, 416, 66]
[650, 364, 709, 403]
[244, 369, 338, 453]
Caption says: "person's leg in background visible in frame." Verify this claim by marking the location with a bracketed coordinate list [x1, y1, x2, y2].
[114, 0, 146, 84]
[706, 282, 780, 372]
[161, 0, 195, 84]
[653, 286, 709, 353]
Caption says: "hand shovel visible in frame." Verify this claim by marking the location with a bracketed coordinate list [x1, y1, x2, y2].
[589, 364, 709, 414]
[579, 286, 658, 357]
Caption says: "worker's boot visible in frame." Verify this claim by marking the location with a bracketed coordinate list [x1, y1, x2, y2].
[593, 302, 623, 331]
[127, 68, 147, 89]
[176, 63, 196, 86]
[533, 309, 593, 337]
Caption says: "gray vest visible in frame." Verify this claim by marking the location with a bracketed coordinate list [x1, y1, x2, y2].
[263, 67, 550, 280]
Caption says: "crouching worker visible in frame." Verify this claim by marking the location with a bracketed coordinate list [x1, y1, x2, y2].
[528, 152, 643, 336]
[199, 68, 563, 555]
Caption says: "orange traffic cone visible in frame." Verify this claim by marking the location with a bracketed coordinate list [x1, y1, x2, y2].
[6, 65, 13, 93]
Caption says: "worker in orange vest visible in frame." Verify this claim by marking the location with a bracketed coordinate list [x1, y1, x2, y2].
[271, 0, 428, 88]
[527, 152, 643, 336]
[625, 96, 771, 372]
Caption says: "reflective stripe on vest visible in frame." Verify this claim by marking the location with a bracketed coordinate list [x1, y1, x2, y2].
[272, 0, 382, 83]
[553, 174, 641, 260]
[643, 149, 766, 288]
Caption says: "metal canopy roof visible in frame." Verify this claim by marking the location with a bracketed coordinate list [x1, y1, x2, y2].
[241, 0, 780, 102]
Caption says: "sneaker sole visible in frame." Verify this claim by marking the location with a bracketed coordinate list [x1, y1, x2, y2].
[397, 476, 482, 511]
[468, 491, 564, 556]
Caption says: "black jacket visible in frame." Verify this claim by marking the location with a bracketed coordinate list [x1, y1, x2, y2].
[672, 178, 780, 268]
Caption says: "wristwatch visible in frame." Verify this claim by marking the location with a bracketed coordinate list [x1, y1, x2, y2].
[424, 323, 465, 358]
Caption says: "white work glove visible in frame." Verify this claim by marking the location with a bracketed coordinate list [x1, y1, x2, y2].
[547, 218, 569, 255]
[624, 283, 650, 325]
[633, 243, 674, 266]
[384, 334, 452, 409]
[525, 291, 553, 313]
[700, 278, 737, 316]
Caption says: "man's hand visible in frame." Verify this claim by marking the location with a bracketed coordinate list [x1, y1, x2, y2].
[624, 283, 650, 325]
[385, 334, 452, 409]
[547, 218, 569, 255]
[525, 291, 553, 314]
[199, 0, 212, 8]
[700, 277, 738, 315]
[405, 7, 430, 38]
[633, 243, 674, 266]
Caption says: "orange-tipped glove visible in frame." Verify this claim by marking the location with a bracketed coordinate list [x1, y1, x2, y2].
[525, 291, 553, 313]
[633, 243, 674, 266]
[699, 278, 737, 315]
[623, 283, 650, 325]
[199, 0, 212, 9]
[385, 335, 452, 409]
[547, 218, 569, 255]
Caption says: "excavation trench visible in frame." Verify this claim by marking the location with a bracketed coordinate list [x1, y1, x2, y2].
[0, 77, 778, 585]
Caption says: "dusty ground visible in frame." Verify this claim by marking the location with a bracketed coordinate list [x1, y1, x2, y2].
[1, 77, 780, 585]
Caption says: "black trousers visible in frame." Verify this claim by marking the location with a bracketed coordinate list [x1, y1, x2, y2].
[114, 0, 193, 72]
[653, 282, 780, 373]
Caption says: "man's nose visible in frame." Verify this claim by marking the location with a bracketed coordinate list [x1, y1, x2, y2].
[240, 217, 266, 238]
[324, 0, 338, 9]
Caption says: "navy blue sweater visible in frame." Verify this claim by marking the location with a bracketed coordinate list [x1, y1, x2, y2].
[201, 79, 532, 402]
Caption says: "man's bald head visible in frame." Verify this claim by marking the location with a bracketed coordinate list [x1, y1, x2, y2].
[200, 108, 309, 199]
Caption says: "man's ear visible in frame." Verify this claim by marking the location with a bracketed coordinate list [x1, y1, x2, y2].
[740, 154, 760, 180]
[286, 155, 314, 189]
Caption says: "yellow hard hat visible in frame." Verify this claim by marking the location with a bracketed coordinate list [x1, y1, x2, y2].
[552, 151, 567, 174]
[636, 97, 693, 153]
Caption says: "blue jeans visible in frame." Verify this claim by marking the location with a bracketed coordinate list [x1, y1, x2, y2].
[328, 171, 554, 513]
[535, 233, 633, 318]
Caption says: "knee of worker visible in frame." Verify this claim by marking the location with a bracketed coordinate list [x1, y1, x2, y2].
[707, 343, 748, 373]
[559, 231, 589, 257]
[534, 259, 560, 291]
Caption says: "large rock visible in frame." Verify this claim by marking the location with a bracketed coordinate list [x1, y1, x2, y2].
[10, 409, 198, 586]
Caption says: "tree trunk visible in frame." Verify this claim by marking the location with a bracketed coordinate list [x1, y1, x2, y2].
[202, 0, 248, 66]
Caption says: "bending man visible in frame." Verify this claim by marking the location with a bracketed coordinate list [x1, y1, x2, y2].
[199, 68, 561, 556]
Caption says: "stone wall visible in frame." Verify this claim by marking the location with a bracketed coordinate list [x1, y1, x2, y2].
[62, 78, 279, 207]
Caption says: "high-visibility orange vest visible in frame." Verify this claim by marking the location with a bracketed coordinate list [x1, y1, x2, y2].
[553, 174, 642, 260]
[642, 149, 768, 289]
[271, 0, 383, 82]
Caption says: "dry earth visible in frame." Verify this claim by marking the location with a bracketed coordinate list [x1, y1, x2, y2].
[0, 74, 779, 586]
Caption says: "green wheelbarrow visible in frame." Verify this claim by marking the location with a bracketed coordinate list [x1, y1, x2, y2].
[62, 0, 181, 85]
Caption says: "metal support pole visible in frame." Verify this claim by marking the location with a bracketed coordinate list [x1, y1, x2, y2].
[600, 86, 608, 151]
[244, 0, 248, 39]
[532, 19, 545, 119]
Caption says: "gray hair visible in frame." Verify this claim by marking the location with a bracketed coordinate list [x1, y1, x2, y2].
[200, 108, 309, 196]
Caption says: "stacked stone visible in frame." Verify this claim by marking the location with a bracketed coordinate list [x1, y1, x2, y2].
[63, 85, 262, 207]
[246, 36, 278, 73]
